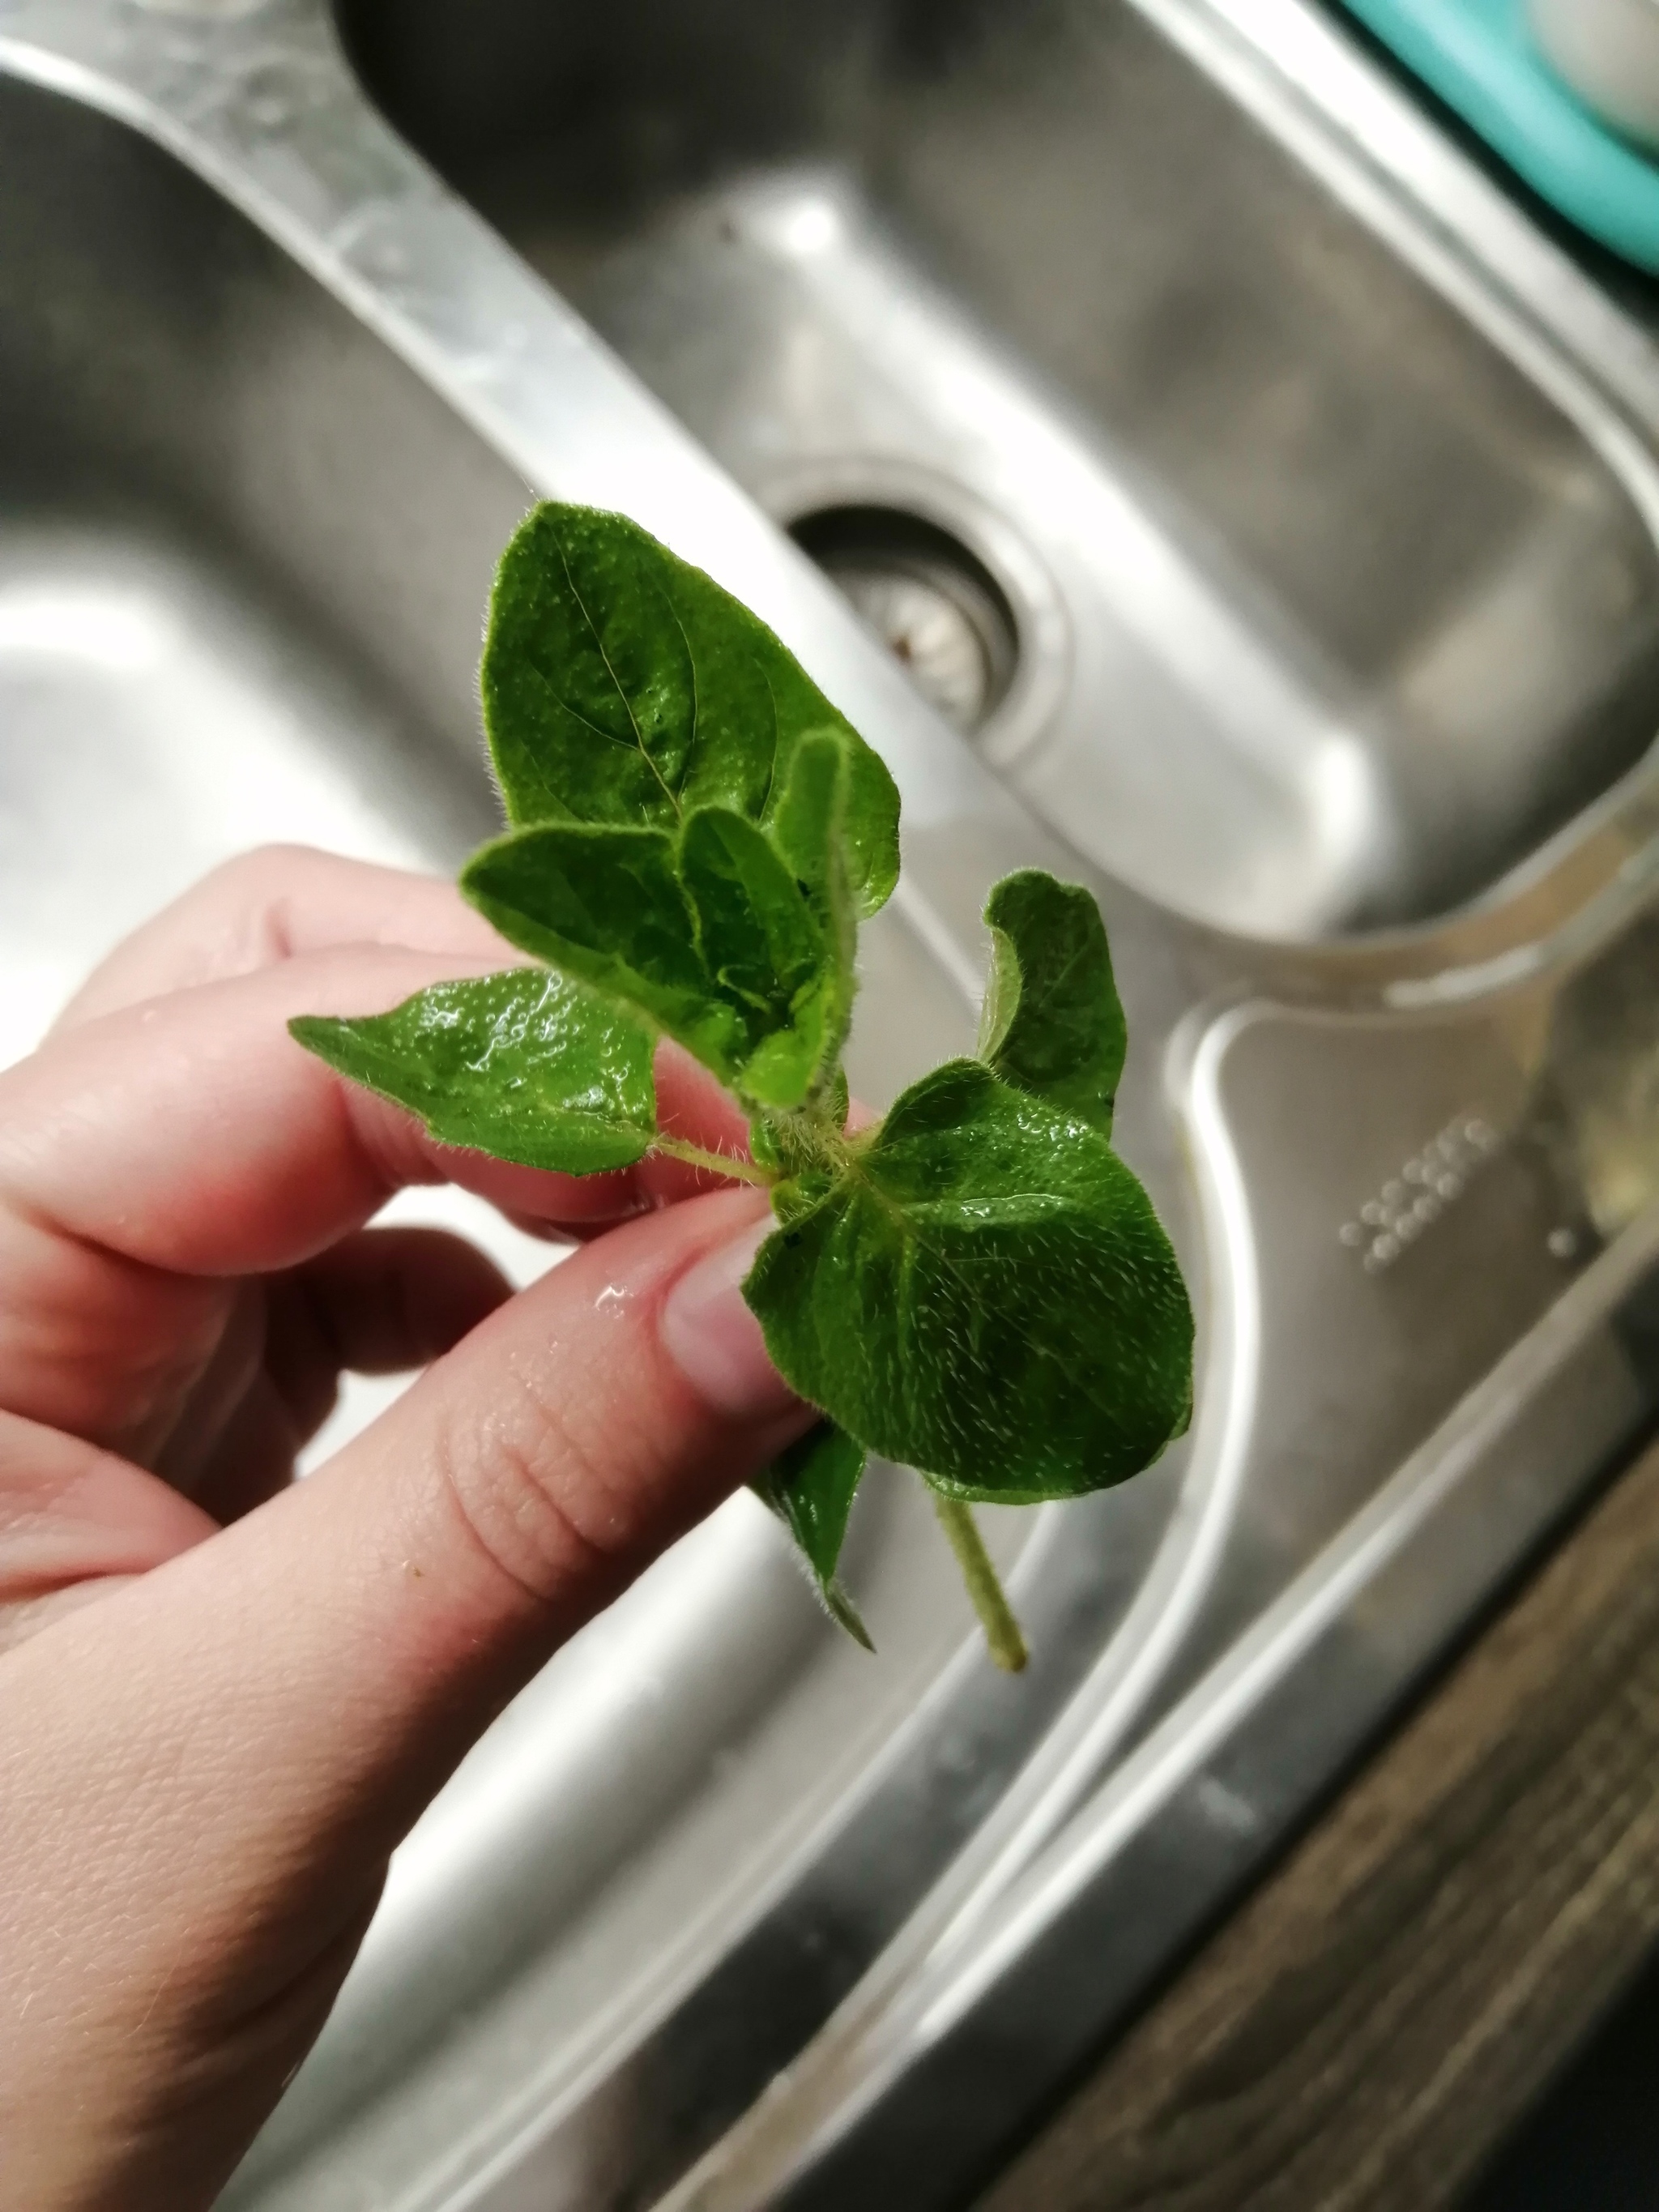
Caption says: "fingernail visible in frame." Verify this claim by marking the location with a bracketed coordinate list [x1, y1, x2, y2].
[660, 1215, 799, 1420]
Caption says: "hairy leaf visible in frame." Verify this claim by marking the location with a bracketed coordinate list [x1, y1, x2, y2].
[482, 503, 900, 917]
[293, 482, 1197, 1670]
[772, 732, 859, 1097]
[462, 822, 740, 1073]
[744, 1059, 1192, 1503]
[753, 1423, 872, 1648]
[289, 969, 655, 1173]
[463, 810, 837, 1108]
[979, 871, 1125, 1140]
[676, 807, 834, 1108]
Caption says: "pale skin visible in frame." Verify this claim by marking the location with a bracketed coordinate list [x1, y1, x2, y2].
[0, 845, 816, 2211]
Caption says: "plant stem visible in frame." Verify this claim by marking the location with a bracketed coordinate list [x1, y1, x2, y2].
[648, 1133, 774, 1187]
[932, 1494, 1029, 1672]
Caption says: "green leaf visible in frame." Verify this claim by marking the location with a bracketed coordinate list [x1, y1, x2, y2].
[288, 968, 656, 1174]
[296, 502, 1196, 1669]
[463, 809, 838, 1109]
[772, 732, 859, 1097]
[744, 1059, 1192, 1503]
[979, 870, 1126, 1141]
[463, 821, 748, 1078]
[481, 502, 900, 918]
[753, 1423, 872, 1649]
[677, 807, 834, 1108]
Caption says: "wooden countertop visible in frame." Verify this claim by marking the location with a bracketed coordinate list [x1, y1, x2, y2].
[979, 1428, 1659, 2212]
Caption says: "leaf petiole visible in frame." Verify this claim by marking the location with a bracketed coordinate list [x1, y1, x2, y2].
[931, 1495, 1029, 1673]
[648, 1133, 777, 1187]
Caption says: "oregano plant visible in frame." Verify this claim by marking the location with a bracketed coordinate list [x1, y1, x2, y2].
[292, 504, 1193, 1669]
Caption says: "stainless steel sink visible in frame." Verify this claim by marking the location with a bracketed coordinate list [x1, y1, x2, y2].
[10, 2, 1659, 2209]
[0, 69, 506, 1070]
[339, 0, 1659, 945]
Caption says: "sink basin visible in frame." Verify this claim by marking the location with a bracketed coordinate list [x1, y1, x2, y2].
[0, 69, 512, 1068]
[339, 0, 1659, 944]
[9, 1, 1659, 2208]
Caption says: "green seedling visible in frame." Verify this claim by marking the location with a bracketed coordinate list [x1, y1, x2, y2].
[292, 504, 1193, 1668]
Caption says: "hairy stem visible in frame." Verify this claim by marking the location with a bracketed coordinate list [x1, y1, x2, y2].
[648, 1133, 775, 1187]
[932, 1495, 1028, 1672]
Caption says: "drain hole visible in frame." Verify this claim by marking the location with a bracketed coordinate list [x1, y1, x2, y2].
[790, 505, 1018, 736]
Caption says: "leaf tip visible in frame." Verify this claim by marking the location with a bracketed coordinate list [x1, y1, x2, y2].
[288, 1013, 344, 1058]
[825, 1579, 876, 1652]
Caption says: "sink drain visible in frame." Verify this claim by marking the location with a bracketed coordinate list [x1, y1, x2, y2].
[791, 505, 1018, 736]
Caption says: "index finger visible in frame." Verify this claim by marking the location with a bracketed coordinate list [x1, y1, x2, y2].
[53, 845, 516, 1031]
[0, 947, 755, 1447]
[9, 947, 754, 1272]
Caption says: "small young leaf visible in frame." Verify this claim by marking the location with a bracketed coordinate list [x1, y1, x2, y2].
[979, 871, 1127, 1140]
[288, 969, 656, 1173]
[753, 1423, 872, 1649]
[481, 503, 900, 918]
[463, 811, 837, 1109]
[462, 822, 749, 1078]
[676, 808, 834, 1108]
[772, 732, 859, 1097]
[744, 1058, 1192, 1503]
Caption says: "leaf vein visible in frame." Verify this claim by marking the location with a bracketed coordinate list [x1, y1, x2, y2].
[550, 527, 682, 821]
[831, 1163, 1138, 1424]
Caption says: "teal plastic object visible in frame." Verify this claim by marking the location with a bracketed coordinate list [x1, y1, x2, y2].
[1339, 0, 1659, 268]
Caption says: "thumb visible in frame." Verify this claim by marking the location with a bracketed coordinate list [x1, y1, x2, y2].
[0, 1187, 808, 2210]
[194, 1184, 805, 1856]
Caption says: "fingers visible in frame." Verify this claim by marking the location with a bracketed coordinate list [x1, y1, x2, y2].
[0, 949, 750, 1452]
[269, 1224, 514, 1393]
[0, 1409, 216, 1650]
[165, 1371, 304, 1535]
[53, 845, 517, 1031]
[191, 1232, 516, 1524]
[116, 1232, 511, 1510]
[0, 1188, 808, 2210]
[11, 947, 752, 1270]
[0, 1230, 516, 1607]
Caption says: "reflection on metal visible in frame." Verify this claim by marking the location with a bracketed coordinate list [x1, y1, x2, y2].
[8, 0, 1659, 2207]
[790, 506, 1018, 738]
[336, 0, 1659, 941]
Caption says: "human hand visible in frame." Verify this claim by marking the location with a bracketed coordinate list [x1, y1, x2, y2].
[0, 846, 812, 2211]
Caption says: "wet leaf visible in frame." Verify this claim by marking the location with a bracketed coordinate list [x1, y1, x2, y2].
[481, 502, 900, 919]
[289, 968, 655, 1173]
[979, 870, 1125, 1140]
[744, 1058, 1192, 1504]
[753, 1423, 872, 1648]
[772, 732, 860, 1099]
[462, 807, 838, 1109]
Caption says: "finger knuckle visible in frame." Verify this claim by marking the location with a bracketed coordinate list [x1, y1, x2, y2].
[431, 1364, 636, 1610]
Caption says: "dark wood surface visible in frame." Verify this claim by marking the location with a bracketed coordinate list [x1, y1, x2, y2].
[979, 1431, 1659, 2212]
